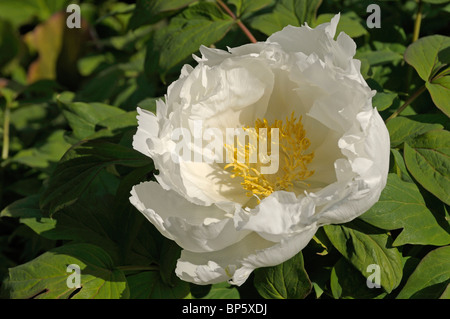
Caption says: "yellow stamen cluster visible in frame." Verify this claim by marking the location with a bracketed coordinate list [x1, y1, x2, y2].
[225, 112, 315, 201]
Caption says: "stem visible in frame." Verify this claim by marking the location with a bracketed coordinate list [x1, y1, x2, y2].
[385, 85, 426, 123]
[412, 0, 423, 43]
[2, 105, 10, 160]
[405, 0, 423, 92]
[216, 0, 257, 43]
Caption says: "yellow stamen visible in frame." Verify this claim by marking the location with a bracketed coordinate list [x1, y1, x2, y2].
[225, 112, 315, 201]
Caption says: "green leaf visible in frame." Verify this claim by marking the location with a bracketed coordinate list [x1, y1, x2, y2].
[391, 148, 413, 182]
[397, 246, 450, 299]
[151, 2, 234, 77]
[357, 50, 402, 66]
[60, 100, 126, 140]
[1, 194, 42, 219]
[315, 12, 367, 39]
[3, 243, 129, 299]
[187, 282, 240, 299]
[29, 193, 160, 266]
[387, 116, 443, 148]
[228, 0, 274, 19]
[137, 97, 160, 114]
[77, 53, 113, 77]
[0, 0, 69, 26]
[422, 0, 450, 4]
[127, 271, 189, 299]
[0, 0, 40, 27]
[356, 44, 404, 66]
[373, 92, 398, 111]
[323, 221, 403, 293]
[128, 0, 196, 29]
[75, 65, 125, 104]
[360, 174, 450, 246]
[426, 75, 450, 117]
[2, 190, 167, 287]
[7, 130, 72, 170]
[197, 282, 240, 299]
[0, 19, 19, 69]
[40, 140, 151, 214]
[13, 162, 157, 267]
[404, 130, 450, 205]
[404, 35, 450, 82]
[159, 239, 182, 287]
[249, 0, 322, 36]
[0, 195, 58, 236]
[330, 258, 386, 299]
[254, 251, 312, 299]
[96, 111, 138, 132]
[8, 102, 48, 129]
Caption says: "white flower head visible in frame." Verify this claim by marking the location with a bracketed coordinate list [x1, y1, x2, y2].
[130, 14, 390, 286]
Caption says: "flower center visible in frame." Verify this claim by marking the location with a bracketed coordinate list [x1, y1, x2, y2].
[224, 112, 315, 201]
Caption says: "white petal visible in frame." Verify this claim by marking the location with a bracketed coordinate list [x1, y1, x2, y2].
[150, 57, 276, 205]
[233, 191, 314, 242]
[268, 14, 361, 76]
[315, 109, 390, 225]
[132, 107, 159, 156]
[130, 181, 250, 253]
[182, 57, 275, 125]
[195, 45, 231, 65]
[267, 13, 339, 54]
[176, 225, 318, 286]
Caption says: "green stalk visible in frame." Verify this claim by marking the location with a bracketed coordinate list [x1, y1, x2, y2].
[405, 0, 424, 91]
[385, 85, 426, 123]
[412, 0, 423, 43]
[2, 104, 10, 160]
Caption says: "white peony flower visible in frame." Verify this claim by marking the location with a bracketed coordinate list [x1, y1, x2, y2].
[129, 14, 390, 286]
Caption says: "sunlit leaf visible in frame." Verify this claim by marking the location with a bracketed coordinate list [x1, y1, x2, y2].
[40, 140, 151, 214]
[404, 130, 450, 205]
[397, 246, 450, 299]
[386, 116, 443, 148]
[360, 174, 450, 246]
[404, 35, 450, 81]
[426, 75, 450, 117]
[128, 0, 195, 29]
[3, 243, 129, 299]
[254, 251, 312, 299]
[324, 221, 403, 293]
[250, 0, 322, 36]
[148, 2, 233, 78]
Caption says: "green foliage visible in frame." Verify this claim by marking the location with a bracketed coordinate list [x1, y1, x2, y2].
[360, 174, 450, 246]
[404, 35, 450, 116]
[324, 221, 403, 293]
[0, 0, 449, 300]
[254, 251, 312, 299]
[129, 0, 196, 29]
[149, 2, 234, 79]
[396, 246, 450, 299]
[40, 140, 151, 215]
[250, 0, 322, 35]
[404, 130, 450, 205]
[3, 243, 130, 299]
[330, 258, 385, 299]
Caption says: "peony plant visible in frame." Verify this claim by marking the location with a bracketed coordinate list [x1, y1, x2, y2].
[2, 0, 449, 301]
[130, 14, 390, 286]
